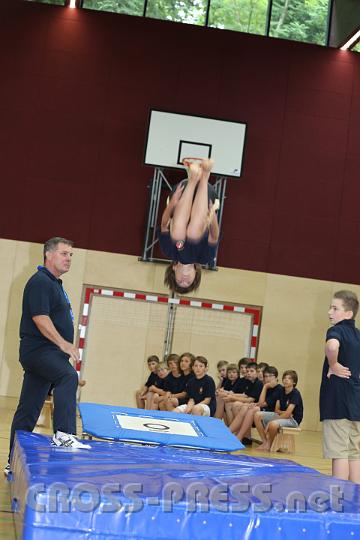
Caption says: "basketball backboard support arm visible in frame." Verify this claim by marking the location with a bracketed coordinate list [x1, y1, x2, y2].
[139, 167, 227, 271]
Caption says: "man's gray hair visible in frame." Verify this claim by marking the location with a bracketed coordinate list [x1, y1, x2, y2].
[43, 237, 74, 262]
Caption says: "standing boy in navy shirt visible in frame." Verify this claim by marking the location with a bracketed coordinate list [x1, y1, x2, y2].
[319, 290, 360, 483]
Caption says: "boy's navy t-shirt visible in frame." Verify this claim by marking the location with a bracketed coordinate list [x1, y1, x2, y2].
[187, 374, 216, 416]
[278, 387, 303, 425]
[20, 266, 74, 358]
[263, 384, 282, 412]
[235, 378, 263, 401]
[223, 378, 241, 392]
[244, 379, 263, 402]
[163, 373, 185, 394]
[220, 377, 228, 389]
[320, 319, 360, 421]
[145, 372, 159, 388]
[183, 372, 194, 390]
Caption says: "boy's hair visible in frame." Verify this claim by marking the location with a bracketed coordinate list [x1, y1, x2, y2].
[217, 360, 229, 369]
[282, 369, 298, 386]
[147, 355, 160, 364]
[43, 236, 73, 262]
[194, 355, 208, 368]
[238, 357, 250, 369]
[226, 363, 239, 374]
[264, 366, 278, 378]
[246, 362, 258, 370]
[164, 263, 202, 295]
[257, 362, 269, 371]
[156, 362, 168, 371]
[334, 290, 359, 318]
[179, 352, 195, 367]
[166, 353, 180, 367]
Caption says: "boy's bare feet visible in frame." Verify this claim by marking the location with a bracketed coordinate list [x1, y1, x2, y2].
[256, 442, 270, 451]
[187, 162, 202, 183]
[201, 158, 214, 173]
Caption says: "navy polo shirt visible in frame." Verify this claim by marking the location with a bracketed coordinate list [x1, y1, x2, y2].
[278, 387, 303, 425]
[263, 384, 282, 412]
[19, 266, 74, 358]
[245, 379, 263, 401]
[187, 374, 216, 416]
[145, 372, 159, 388]
[223, 377, 241, 392]
[157, 230, 217, 265]
[163, 373, 185, 394]
[319, 319, 360, 421]
[236, 378, 263, 401]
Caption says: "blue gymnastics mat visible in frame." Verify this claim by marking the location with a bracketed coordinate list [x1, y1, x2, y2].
[8, 431, 360, 540]
[78, 402, 244, 452]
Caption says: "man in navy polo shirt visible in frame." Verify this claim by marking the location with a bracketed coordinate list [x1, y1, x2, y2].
[5, 237, 90, 476]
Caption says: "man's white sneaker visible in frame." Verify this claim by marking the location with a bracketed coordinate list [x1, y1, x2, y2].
[4, 463, 11, 477]
[52, 431, 91, 449]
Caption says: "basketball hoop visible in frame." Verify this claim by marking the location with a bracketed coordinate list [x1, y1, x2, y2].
[182, 157, 204, 168]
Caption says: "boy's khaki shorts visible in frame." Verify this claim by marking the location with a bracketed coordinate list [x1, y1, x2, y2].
[322, 419, 360, 459]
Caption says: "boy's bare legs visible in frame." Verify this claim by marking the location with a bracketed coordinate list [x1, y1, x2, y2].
[215, 397, 225, 419]
[136, 390, 145, 409]
[171, 163, 201, 241]
[145, 391, 155, 410]
[229, 404, 248, 434]
[257, 420, 279, 451]
[225, 402, 236, 424]
[187, 159, 214, 241]
[192, 404, 205, 416]
[236, 406, 260, 441]
[349, 460, 360, 483]
[151, 393, 161, 410]
[164, 397, 178, 412]
[332, 459, 350, 481]
[254, 411, 268, 446]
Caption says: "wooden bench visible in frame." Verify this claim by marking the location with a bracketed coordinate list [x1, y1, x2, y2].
[270, 426, 301, 453]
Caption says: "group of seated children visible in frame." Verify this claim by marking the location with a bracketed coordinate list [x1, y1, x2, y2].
[216, 358, 303, 450]
[136, 353, 216, 417]
[136, 355, 303, 451]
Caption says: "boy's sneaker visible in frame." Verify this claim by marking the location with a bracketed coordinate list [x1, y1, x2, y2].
[52, 431, 91, 449]
[4, 463, 11, 477]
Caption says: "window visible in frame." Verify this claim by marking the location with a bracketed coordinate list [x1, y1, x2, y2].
[145, 0, 208, 26]
[26, 0, 65, 5]
[82, 0, 144, 16]
[269, 0, 329, 46]
[209, 0, 268, 36]
[352, 41, 360, 54]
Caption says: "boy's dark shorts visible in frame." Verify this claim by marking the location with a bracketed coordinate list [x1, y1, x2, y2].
[322, 419, 360, 459]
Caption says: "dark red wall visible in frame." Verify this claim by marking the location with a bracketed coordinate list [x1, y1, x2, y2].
[1, 1, 360, 284]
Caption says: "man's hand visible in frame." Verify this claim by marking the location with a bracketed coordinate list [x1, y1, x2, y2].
[60, 341, 80, 363]
[327, 362, 351, 379]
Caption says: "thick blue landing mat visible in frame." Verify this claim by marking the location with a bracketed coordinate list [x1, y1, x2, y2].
[78, 402, 244, 452]
[8, 431, 360, 540]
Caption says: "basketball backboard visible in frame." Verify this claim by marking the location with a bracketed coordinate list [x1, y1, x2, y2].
[144, 109, 247, 178]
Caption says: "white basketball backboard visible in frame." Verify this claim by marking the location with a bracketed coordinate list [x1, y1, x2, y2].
[144, 109, 247, 178]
